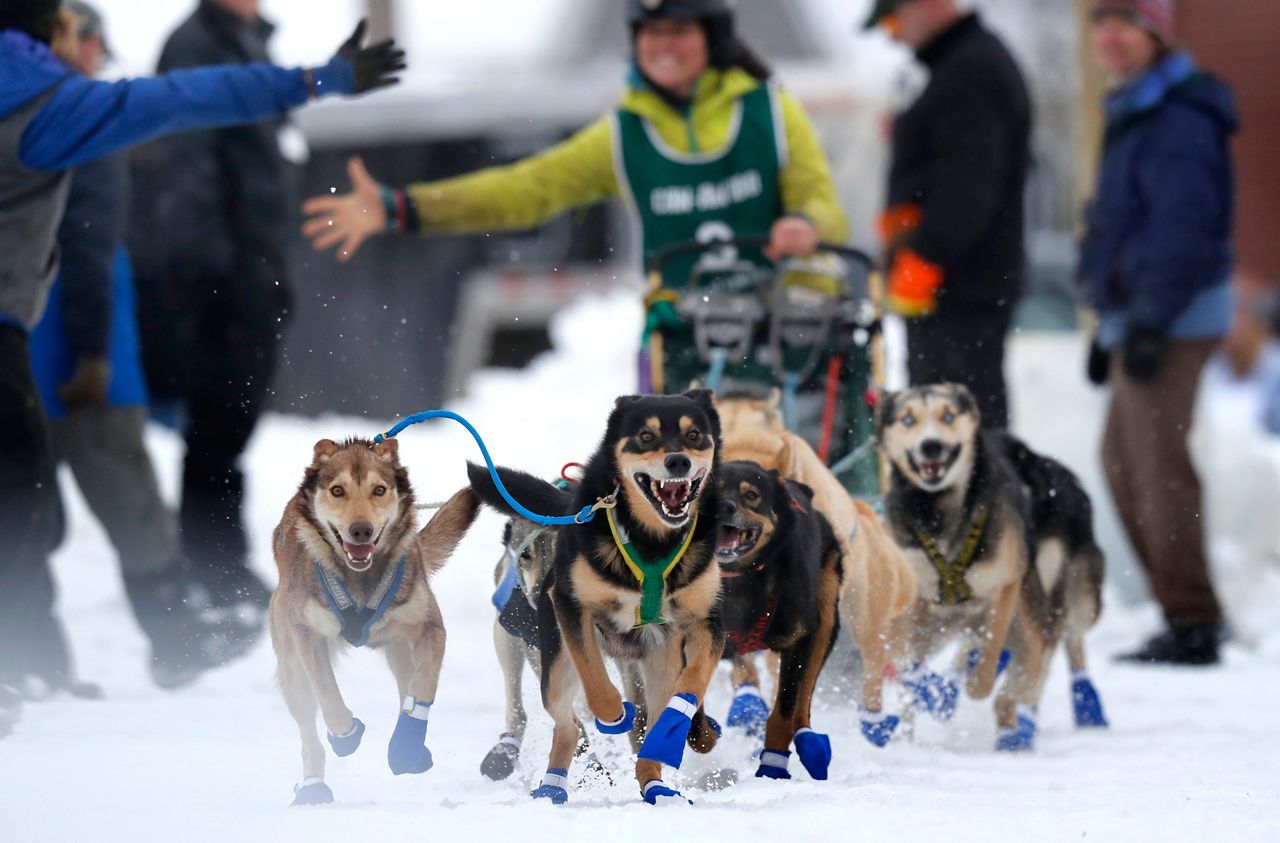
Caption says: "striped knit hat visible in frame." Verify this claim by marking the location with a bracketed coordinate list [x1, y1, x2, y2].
[1093, 0, 1176, 45]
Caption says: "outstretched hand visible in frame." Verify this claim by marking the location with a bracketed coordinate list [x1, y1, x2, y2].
[334, 19, 406, 94]
[764, 215, 820, 262]
[301, 156, 386, 262]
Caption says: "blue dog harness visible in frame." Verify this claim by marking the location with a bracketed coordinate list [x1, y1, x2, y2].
[314, 557, 407, 647]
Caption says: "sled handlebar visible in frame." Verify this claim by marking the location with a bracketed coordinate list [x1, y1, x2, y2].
[645, 234, 877, 278]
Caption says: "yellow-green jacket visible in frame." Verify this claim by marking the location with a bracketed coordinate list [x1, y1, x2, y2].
[406, 67, 848, 243]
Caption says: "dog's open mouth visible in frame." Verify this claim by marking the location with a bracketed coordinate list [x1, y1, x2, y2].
[909, 446, 961, 487]
[715, 524, 760, 561]
[331, 525, 380, 572]
[633, 467, 707, 525]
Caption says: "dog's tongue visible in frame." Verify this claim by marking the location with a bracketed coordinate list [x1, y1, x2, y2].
[343, 541, 375, 562]
[716, 526, 743, 552]
[656, 480, 688, 510]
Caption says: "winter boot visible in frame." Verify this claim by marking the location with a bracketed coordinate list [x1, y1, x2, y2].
[125, 566, 260, 689]
[1115, 624, 1220, 666]
[725, 683, 769, 737]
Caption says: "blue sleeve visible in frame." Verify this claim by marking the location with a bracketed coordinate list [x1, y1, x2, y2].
[1121, 105, 1233, 331]
[20, 59, 353, 171]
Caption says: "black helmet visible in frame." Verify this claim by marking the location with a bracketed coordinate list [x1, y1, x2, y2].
[628, 0, 734, 25]
[0, 0, 63, 41]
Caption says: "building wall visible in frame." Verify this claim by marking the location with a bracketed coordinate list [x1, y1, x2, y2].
[1178, 0, 1280, 283]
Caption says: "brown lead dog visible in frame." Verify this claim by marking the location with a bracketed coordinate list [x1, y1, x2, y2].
[467, 391, 724, 806]
[270, 437, 479, 805]
[715, 392, 916, 746]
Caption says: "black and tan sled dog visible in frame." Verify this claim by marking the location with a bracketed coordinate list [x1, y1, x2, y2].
[270, 438, 479, 805]
[467, 391, 725, 806]
[714, 460, 843, 781]
[877, 384, 1108, 752]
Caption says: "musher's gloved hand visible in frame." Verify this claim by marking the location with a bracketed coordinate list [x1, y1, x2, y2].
[333, 18, 406, 94]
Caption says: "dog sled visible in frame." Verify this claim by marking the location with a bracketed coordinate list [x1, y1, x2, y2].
[639, 234, 884, 499]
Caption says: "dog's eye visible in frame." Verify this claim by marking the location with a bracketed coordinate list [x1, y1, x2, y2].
[373, 485, 387, 497]
[744, 489, 760, 504]
[637, 429, 656, 445]
[901, 414, 916, 428]
[520, 550, 533, 562]
[330, 485, 345, 497]
[941, 410, 956, 425]
[685, 428, 701, 443]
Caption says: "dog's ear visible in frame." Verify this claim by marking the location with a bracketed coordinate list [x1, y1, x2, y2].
[614, 394, 643, 409]
[873, 389, 896, 433]
[775, 439, 794, 474]
[950, 383, 981, 424]
[313, 439, 340, 462]
[372, 437, 400, 463]
[502, 519, 513, 547]
[683, 388, 714, 408]
[766, 387, 782, 411]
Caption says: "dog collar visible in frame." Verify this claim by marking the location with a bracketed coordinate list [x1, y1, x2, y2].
[914, 505, 989, 605]
[314, 556, 407, 647]
[606, 507, 698, 627]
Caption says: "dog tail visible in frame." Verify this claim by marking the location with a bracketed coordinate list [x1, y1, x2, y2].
[466, 462, 575, 522]
[418, 487, 482, 574]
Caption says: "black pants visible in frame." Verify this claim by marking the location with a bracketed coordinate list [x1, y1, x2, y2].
[0, 325, 70, 685]
[170, 278, 284, 580]
[905, 302, 1014, 428]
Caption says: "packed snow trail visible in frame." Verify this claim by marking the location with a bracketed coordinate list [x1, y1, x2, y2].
[4, 292, 1277, 841]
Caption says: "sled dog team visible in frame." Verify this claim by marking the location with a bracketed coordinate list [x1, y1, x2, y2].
[269, 385, 1109, 806]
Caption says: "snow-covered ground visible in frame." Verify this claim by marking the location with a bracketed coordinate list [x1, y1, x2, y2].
[4, 291, 1279, 841]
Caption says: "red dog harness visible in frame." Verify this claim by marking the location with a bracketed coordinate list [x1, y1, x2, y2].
[724, 596, 777, 656]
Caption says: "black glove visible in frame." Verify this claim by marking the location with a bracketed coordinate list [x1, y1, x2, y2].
[1122, 327, 1166, 384]
[334, 19, 406, 95]
[1086, 336, 1110, 386]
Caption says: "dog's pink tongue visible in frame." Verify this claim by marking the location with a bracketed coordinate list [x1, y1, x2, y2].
[716, 526, 742, 551]
[343, 541, 374, 561]
[657, 481, 687, 510]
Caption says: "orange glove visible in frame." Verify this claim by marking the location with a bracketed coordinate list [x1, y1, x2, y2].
[886, 248, 944, 318]
[878, 203, 922, 252]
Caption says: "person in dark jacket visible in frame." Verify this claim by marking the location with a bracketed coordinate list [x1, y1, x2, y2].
[865, 0, 1031, 428]
[1080, 0, 1237, 666]
[0, 0, 402, 721]
[129, 0, 313, 614]
[30, 1, 260, 690]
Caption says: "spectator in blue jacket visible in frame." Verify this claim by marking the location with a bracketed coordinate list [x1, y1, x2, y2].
[1080, 0, 1237, 666]
[0, 0, 403, 721]
[29, 1, 260, 691]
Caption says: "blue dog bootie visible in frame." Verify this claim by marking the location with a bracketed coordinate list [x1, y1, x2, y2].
[595, 700, 637, 735]
[793, 727, 832, 780]
[995, 704, 1037, 753]
[901, 663, 959, 721]
[326, 717, 365, 757]
[530, 767, 570, 804]
[387, 696, 434, 775]
[754, 749, 792, 780]
[642, 779, 692, 806]
[291, 777, 334, 806]
[726, 683, 770, 737]
[965, 648, 1012, 677]
[1071, 671, 1109, 729]
[858, 708, 901, 748]
[638, 694, 698, 769]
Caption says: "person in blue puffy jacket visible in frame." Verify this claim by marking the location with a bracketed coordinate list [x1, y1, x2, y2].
[0, 0, 403, 719]
[1079, 0, 1236, 666]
